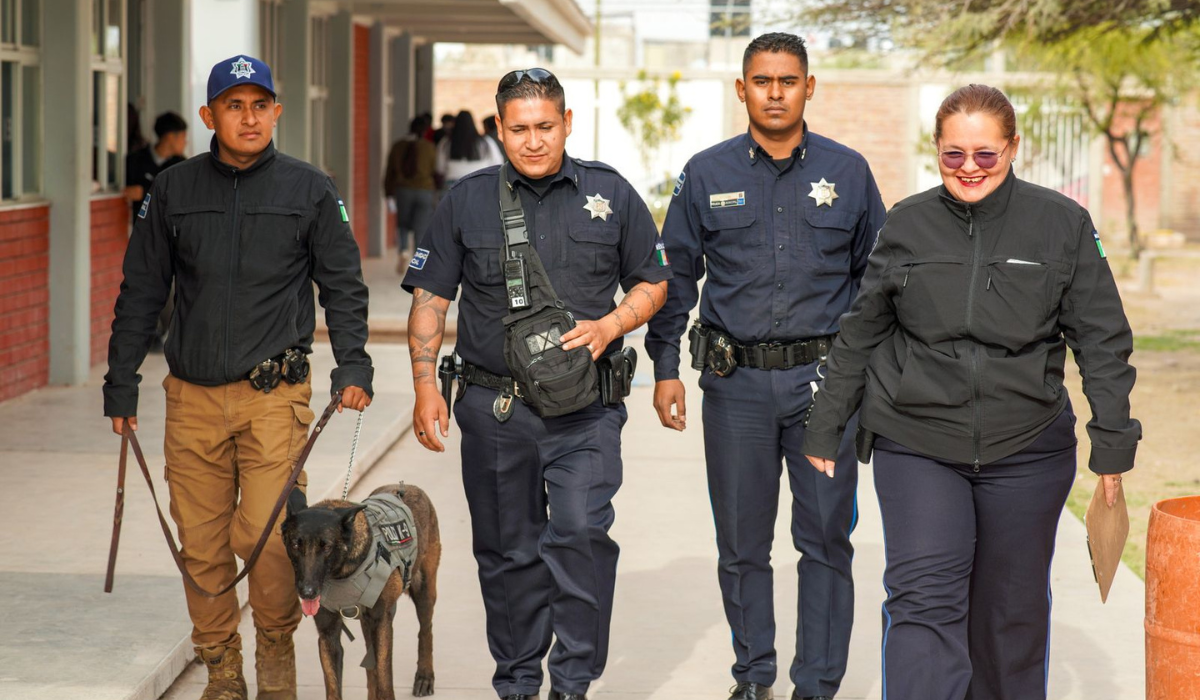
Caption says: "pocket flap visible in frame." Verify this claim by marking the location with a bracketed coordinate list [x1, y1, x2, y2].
[291, 403, 316, 426]
[168, 203, 226, 216]
[701, 209, 757, 231]
[245, 205, 307, 217]
[461, 228, 502, 249]
[569, 222, 620, 245]
[803, 207, 857, 230]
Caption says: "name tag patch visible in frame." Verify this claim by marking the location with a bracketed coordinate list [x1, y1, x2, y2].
[380, 520, 413, 545]
[137, 194, 151, 219]
[409, 248, 430, 270]
[709, 191, 745, 209]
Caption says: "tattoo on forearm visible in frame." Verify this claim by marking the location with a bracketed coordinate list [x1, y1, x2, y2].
[408, 289, 449, 386]
[607, 281, 667, 337]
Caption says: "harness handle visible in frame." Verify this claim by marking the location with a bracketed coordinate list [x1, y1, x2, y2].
[104, 392, 342, 598]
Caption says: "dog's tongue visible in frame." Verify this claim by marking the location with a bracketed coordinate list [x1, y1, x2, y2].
[301, 596, 321, 617]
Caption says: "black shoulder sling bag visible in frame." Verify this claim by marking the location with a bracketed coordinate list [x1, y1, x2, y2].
[498, 163, 599, 417]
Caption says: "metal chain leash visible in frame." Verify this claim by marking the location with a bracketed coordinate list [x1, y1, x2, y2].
[342, 408, 364, 500]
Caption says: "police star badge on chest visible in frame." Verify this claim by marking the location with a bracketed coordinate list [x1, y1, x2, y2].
[584, 193, 612, 221]
[808, 178, 839, 207]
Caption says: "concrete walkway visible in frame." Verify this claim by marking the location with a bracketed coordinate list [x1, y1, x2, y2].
[0, 248, 1145, 700]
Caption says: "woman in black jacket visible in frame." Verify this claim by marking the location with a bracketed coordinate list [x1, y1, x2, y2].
[802, 84, 1140, 700]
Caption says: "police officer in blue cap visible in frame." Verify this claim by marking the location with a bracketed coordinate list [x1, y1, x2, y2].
[104, 55, 372, 700]
[646, 33, 886, 700]
[403, 68, 670, 700]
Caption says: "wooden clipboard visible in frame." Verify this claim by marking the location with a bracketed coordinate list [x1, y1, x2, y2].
[1084, 479, 1130, 603]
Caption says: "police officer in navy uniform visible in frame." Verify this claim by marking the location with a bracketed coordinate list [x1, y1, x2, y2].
[401, 69, 671, 700]
[646, 33, 886, 700]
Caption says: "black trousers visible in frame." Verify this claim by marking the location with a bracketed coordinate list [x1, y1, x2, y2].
[455, 385, 626, 697]
[873, 409, 1077, 700]
[700, 365, 859, 697]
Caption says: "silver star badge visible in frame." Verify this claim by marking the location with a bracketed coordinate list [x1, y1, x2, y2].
[808, 178, 839, 207]
[230, 57, 256, 80]
[583, 193, 612, 221]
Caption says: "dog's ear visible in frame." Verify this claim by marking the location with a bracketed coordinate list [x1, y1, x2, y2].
[336, 504, 368, 530]
[286, 487, 308, 520]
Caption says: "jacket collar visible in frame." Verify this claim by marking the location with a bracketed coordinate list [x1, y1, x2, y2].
[207, 135, 277, 178]
[743, 125, 809, 169]
[507, 154, 579, 193]
[938, 166, 1017, 222]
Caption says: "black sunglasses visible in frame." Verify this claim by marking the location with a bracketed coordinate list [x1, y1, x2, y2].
[498, 68, 555, 92]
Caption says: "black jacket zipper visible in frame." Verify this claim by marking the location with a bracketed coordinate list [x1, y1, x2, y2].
[225, 173, 240, 382]
[963, 206, 982, 472]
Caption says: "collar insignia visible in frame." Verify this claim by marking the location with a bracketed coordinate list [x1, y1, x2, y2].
[230, 57, 255, 80]
[808, 178, 839, 207]
[583, 193, 612, 221]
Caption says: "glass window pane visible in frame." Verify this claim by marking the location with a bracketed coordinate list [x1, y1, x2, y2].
[91, 0, 100, 54]
[104, 0, 120, 58]
[2, 63, 14, 199]
[22, 64, 38, 194]
[2, 0, 16, 44]
[105, 72, 119, 188]
[21, 0, 36, 46]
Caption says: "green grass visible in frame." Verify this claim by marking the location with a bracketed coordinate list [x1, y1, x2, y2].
[1133, 329, 1200, 353]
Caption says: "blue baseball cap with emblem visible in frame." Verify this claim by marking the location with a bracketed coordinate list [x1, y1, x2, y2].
[207, 55, 276, 103]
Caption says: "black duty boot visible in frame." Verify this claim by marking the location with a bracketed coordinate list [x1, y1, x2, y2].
[547, 691, 587, 700]
[729, 682, 774, 700]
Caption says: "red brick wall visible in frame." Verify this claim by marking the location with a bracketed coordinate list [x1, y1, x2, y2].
[353, 24, 370, 256]
[90, 196, 130, 366]
[0, 204, 50, 402]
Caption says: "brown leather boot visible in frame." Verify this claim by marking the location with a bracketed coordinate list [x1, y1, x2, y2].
[255, 629, 298, 700]
[196, 646, 247, 700]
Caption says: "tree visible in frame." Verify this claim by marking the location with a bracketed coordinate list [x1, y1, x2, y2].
[800, 0, 1199, 258]
[1024, 27, 1195, 257]
[616, 71, 691, 176]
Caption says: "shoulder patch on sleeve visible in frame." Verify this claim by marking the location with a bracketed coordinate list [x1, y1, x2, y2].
[1093, 230, 1106, 259]
[137, 193, 151, 219]
[654, 239, 670, 267]
[672, 171, 686, 197]
[409, 248, 430, 270]
[337, 199, 349, 223]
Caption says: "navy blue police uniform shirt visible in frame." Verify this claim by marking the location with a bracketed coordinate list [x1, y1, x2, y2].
[646, 129, 887, 381]
[402, 156, 672, 377]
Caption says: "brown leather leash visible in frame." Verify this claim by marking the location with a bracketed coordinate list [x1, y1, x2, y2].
[104, 392, 342, 597]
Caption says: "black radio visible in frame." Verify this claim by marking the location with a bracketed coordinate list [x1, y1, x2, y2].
[504, 257, 529, 310]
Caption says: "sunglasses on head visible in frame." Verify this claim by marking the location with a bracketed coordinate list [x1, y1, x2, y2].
[938, 140, 1013, 170]
[498, 68, 555, 92]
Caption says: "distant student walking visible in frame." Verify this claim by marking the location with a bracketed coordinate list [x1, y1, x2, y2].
[435, 109, 503, 191]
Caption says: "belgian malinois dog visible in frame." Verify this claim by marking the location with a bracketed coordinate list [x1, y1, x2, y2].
[282, 483, 441, 699]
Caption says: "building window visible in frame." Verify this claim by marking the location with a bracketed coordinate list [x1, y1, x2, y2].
[0, 0, 41, 201]
[310, 14, 330, 174]
[710, 0, 751, 38]
[91, 0, 125, 193]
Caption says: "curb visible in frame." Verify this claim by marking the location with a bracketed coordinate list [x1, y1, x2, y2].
[125, 413, 413, 700]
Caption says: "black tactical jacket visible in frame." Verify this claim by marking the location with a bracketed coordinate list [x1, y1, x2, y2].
[104, 138, 372, 417]
[803, 171, 1140, 474]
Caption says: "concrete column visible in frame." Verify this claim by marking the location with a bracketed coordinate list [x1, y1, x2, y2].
[277, 0, 311, 161]
[327, 11, 353, 194]
[368, 22, 386, 256]
[43, 0, 92, 385]
[390, 33, 414, 142]
[149, 0, 190, 121]
[414, 43, 434, 116]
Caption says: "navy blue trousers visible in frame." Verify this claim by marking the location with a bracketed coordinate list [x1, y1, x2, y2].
[455, 385, 626, 697]
[873, 409, 1077, 700]
[700, 365, 859, 697]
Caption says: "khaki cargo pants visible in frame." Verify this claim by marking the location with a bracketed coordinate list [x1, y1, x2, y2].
[162, 373, 315, 650]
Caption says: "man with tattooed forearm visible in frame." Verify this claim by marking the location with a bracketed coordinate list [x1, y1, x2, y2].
[400, 68, 670, 700]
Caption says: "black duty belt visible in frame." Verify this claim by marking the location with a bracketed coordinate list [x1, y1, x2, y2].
[246, 347, 310, 392]
[461, 362, 522, 398]
[732, 335, 836, 370]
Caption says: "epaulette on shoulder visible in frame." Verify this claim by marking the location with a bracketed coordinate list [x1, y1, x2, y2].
[453, 165, 501, 188]
[571, 157, 619, 174]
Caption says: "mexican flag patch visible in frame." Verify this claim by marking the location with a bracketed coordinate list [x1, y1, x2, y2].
[654, 240, 669, 267]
